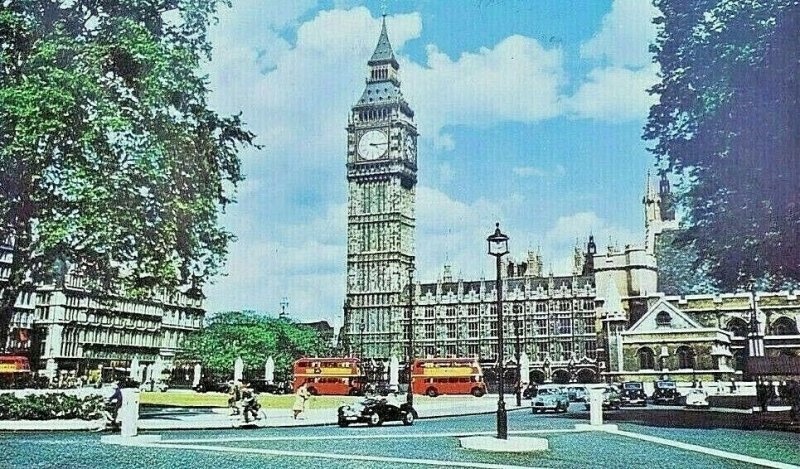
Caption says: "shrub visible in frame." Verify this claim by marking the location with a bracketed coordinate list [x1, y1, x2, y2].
[0, 393, 104, 420]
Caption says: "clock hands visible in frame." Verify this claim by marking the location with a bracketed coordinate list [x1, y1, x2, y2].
[369, 142, 387, 147]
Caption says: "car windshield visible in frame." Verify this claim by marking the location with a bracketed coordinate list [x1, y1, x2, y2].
[624, 383, 642, 389]
[657, 381, 676, 389]
[537, 388, 557, 395]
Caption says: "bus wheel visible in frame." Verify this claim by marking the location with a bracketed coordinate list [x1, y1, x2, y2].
[367, 412, 383, 427]
[471, 387, 484, 397]
[426, 387, 438, 398]
[308, 387, 319, 396]
[348, 388, 359, 396]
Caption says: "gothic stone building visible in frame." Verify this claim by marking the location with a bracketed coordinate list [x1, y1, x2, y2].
[342, 22, 800, 385]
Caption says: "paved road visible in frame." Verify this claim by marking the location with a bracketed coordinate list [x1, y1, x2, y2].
[5, 405, 800, 468]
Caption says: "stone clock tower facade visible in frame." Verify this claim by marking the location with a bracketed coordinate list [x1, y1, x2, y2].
[344, 18, 417, 359]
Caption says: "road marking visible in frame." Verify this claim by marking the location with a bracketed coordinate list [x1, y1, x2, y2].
[145, 441, 547, 469]
[606, 429, 800, 469]
[163, 428, 583, 444]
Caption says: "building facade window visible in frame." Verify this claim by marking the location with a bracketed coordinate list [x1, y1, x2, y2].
[676, 346, 695, 369]
[772, 317, 798, 336]
[656, 311, 672, 327]
[638, 347, 655, 369]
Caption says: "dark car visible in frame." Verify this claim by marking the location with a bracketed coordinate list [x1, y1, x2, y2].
[652, 380, 680, 405]
[584, 387, 622, 411]
[620, 381, 647, 407]
[522, 384, 538, 399]
[192, 377, 230, 393]
[250, 380, 291, 395]
[337, 397, 417, 427]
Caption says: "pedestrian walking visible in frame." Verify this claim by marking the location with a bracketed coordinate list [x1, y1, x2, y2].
[293, 381, 310, 419]
[757, 379, 769, 412]
[228, 380, 241, 416]
[788, 380, 800, 425]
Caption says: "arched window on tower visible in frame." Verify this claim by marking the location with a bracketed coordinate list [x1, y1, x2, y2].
[637, 347, 655, 370]
[676, 346, 695, 369]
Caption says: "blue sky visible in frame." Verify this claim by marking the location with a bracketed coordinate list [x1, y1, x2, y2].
[202, 0, 662, 325]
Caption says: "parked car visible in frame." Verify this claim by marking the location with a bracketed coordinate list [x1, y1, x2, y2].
[584, 386, 622, 410]
[139, 380, 169, 392]
[531, 385, 570, 413]
[250, 380, 291, 395]
[192, 377, 230, 393]
[337, 396, 417, 427]
[565, 385, 588, 402]
[685, 389, 710, 409]
[652, 380, 681, 405]
[522, 384, 538, 399]
[620, 382, 647, 407]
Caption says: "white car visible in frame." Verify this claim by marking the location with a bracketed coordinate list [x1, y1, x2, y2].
[684, 389, 709, 409]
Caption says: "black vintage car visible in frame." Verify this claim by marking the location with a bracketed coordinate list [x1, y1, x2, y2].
[337, 397, 417, 427]
[620, 381, 647, 407]
[249, 380, 292, 395]
[192, 377, 230, 393]
[652, 380, 681, 405]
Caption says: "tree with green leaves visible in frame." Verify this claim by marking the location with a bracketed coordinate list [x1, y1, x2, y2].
[0, 1, 256, 349]
[179, 311, 332, 382]
[645, 1, 799, 290]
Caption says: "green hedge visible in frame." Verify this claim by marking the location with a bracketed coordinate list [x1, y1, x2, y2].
[0, 393, 104, 420]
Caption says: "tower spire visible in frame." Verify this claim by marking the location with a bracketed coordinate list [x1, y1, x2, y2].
[369, 15, 397, 67]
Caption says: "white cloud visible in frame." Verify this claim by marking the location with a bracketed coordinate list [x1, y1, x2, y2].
[566, 0, 661, 122]
[580, 0, 660, 68]
[403, 35, 565, 148]
[566, 64, 659, 122]
[512, 164, 566, 178]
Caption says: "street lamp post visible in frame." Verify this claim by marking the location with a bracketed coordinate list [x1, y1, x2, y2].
[360, 321, 366, 360]
[487, 223, 510, 440]
[406, 267, 415, 406]
[514, 317, 522, 407]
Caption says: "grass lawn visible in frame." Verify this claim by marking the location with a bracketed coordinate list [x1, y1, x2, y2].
[139, 391, 473, 409]
[139, 391, 361, 409]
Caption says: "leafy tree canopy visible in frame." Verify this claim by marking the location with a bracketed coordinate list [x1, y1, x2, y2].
[0, 1, 256, 346]
[178, 311, 332, 381]
[645, 1, 799, 289]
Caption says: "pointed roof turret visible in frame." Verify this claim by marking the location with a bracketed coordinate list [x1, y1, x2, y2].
[368, 16, 398, 67]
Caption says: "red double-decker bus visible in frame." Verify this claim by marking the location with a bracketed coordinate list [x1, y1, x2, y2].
[292, 357, 364, 396]
[411, 358, 486, 397]
[0, 355, 32, 388]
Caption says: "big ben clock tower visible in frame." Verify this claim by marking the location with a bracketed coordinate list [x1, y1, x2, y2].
[344, 17, 417, 359]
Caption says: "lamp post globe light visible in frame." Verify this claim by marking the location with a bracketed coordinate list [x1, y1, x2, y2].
[487, 222, 510, 440]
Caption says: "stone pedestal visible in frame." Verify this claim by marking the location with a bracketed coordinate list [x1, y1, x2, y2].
[587, 387, 604, 426]
[459, 436, 549, 453]
[120, 388, 140, 438]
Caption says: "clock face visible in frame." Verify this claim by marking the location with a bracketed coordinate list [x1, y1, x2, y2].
[404, 134, 415, 160]
[358, 130, 388, 160]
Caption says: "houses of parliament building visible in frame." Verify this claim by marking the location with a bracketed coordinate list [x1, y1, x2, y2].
[343, 20, 800, 384]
